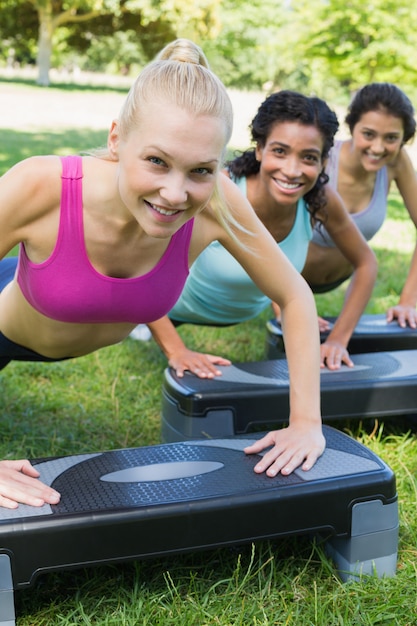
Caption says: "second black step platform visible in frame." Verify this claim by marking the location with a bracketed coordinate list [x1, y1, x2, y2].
[162, 349, 417, 442]
[265, 314, 417, 360]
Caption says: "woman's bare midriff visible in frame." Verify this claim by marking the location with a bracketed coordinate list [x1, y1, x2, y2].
[0, 281, 135, 358]
[302, 242, 354, 286]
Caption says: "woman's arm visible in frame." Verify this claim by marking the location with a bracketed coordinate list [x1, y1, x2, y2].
[148, 316, 231, 378]
[316, 188, 377, 369]
[387, 149, 417, 327]
[208, 175, 324, 475]
[0, 158, 65, 508]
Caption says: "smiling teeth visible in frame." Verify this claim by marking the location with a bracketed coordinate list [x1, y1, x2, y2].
[278, 181, 300, 189]
[150, 203, 180, 215]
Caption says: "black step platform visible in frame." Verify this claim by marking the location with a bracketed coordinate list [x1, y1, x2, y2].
[0, 427, 398, 625]
[161, 350, 417, 442]
[265, 314, 417, 360]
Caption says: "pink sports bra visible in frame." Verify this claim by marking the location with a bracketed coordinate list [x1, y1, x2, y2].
[17, 155, 193, 324]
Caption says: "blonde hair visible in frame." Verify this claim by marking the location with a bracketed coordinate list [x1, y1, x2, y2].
[118, 39, 233, 146]
[92, 39, 244, 240]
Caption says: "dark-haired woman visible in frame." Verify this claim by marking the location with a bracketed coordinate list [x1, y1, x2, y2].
[147, 90, 377, 374]
[303, 82, 417, 329]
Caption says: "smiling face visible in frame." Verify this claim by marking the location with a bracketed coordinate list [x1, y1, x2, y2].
[109, 101, 227, 238]
[255, 121, 324, 207]
[350, 109, 404, 172]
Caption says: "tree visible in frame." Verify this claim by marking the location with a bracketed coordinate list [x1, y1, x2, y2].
[0, 0, 38, 66]
[290, 0, 417, 91]
[0, 0, 221, 86]
[204, 0, 417, 95]
[3, 0, 417, 94]
[204, 0, 289, 89]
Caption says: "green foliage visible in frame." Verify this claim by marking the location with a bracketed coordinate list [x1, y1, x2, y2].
[2, 0, 417, 94]
[78, 30, 148, 74]
[206, 0, 417, 94]
[204, 0, 289, 90]
[0, 0, 38, 64]
[290, 0, 417, 90]
[0, 0, 221, 83]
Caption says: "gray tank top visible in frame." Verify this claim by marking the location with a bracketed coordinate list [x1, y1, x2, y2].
[311, 140, 389, 247]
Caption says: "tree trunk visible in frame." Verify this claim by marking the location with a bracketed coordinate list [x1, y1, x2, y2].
[36, 5, 54, 86]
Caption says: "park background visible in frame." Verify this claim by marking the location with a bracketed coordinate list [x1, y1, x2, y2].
[1, 1, 417, 624]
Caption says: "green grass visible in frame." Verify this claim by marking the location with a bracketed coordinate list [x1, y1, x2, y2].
[2, 79, 417, 625]
[0, 127, 108, 167]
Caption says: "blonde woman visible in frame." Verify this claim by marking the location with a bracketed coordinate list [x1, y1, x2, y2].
[0, 40, 324, 509]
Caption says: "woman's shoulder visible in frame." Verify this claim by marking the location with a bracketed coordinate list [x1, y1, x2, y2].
[9, 153, 59, 172]
[2, 154, 62, 197]
[0, 156, 63, 246]
[6, 155, 62, 192]
[389, 146, 414, 172]
[313, 185, 354, 234]
[385, 146, 415, 186]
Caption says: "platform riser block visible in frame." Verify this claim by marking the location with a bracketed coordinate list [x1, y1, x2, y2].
[0, 554, 15, 626]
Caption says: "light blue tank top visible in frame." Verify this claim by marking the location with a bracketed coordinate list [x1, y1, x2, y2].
[169, 176, 312, 324]
[311, 140, 389, 247]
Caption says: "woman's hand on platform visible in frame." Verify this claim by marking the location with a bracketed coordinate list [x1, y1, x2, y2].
[168, 348, 232, 378]
[0, 460, 61, 509]
[243, 424, 325, 476]
[320, 340, 353, 370]
[386, 304, 417, 329]
[317, 316, 331, 332]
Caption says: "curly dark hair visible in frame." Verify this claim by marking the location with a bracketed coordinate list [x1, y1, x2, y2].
[345, 82, 416, 144]
[226, 90, 339, 223]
